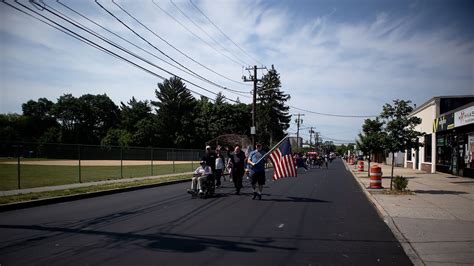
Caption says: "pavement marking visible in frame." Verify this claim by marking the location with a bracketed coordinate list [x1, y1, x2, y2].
[278, 223, 285, 228]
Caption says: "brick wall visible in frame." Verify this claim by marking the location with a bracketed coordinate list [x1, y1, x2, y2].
[421, 163, 432, 173]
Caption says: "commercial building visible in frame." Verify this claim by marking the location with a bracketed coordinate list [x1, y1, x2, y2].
[406, 96, 474, 177]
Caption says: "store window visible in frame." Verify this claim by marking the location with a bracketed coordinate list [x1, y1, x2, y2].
[468, 133, 474, 169]
[424, 134, 432, 162]
[436, 135, 451, 166]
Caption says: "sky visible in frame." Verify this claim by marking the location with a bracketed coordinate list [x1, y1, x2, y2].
[1, 0, 473, 145]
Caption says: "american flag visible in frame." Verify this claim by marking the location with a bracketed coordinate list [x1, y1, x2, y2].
[269, 137, 297, 180]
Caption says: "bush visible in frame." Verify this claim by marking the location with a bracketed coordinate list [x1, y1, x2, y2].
[393, 175, 408, 191]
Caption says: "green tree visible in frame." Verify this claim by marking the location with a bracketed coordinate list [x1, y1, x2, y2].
[22, 98, 58, 142]
[336, 144, 348, 155]
[132, 117, 159, 147]
[193, 97, 213, 147]
[0, 114, 26, 141]
[152, 77, 197, 148]
[77, 94, 120, 144]
[380, 99, 424, 189]
[101, 128, 132, 147]
[51, 94, 82, 143]
[120, 97, 152, 133]
[256, 67, 291, 146]
[119, 97, 157, 147]
[52, 94, 120, 144]
[22, 98, 54, 120]
[322, 141, 336, 154]
[356, 118, 386, 176]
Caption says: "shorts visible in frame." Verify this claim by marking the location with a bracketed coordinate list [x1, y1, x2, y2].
[250, 171, 266, 185]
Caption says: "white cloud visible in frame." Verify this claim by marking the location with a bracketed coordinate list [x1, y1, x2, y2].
[0, 0, 472, 142]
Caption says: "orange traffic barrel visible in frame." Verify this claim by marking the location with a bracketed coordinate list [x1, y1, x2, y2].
[369, 165, 383, 189]
[357, 160, 364, 172]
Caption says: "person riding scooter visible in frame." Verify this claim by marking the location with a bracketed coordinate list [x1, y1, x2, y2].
[188, 160, 213, 196]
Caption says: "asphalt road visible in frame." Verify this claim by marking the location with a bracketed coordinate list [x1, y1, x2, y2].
[0, 159, 412, 265]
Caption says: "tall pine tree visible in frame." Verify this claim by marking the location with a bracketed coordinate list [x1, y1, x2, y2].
[256, 67, 291, 147]
[152, 77, 196, 148]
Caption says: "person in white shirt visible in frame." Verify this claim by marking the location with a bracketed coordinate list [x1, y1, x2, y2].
[215, 149, 225, 187]
[188, 160, 213, 195]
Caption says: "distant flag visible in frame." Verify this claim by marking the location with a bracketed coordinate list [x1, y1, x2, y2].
[269, 137, 297, 180]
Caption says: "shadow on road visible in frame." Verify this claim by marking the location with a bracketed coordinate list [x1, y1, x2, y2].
[259, 197, 330, 203]
[0, 224, 296, 253]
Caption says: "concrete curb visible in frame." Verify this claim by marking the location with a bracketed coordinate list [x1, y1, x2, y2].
[343, 160, 425, 266]
[0, 179, 189, 213]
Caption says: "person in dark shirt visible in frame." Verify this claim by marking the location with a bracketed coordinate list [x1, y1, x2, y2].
[228, 144, 246, 195]
[202, 145, 216, 185]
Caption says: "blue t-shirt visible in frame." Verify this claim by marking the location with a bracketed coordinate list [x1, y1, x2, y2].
[249, 150, 265, 174]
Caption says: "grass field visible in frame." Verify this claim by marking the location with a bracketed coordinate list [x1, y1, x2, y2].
[0, 162, 196, 191]
[0, 173, 190, 205]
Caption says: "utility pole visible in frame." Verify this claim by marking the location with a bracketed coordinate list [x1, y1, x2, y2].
[243, 65, 266, 148]
[315, 132, 320, 152]
[293, 113, 305, 151]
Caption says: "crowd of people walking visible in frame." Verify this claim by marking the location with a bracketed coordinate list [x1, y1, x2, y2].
[187, 144, 336, 199]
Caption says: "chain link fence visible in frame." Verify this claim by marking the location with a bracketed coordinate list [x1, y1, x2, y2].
[0, 141, 204, 191]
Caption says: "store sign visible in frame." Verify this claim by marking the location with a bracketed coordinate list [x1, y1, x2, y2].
[455, 106, 474, 128]
[433, 113, 455, 132]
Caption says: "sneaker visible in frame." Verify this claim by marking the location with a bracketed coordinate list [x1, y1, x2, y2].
[199, 190, 204, 195]
[252, 192, 257, 200]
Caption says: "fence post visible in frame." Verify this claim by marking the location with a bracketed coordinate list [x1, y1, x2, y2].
[150, 147, 153, 176]
[17, 152, 21, 190]
[120, 147, 123, 178]
[78, 144, 82, 183]
[172, 149, 176, 173]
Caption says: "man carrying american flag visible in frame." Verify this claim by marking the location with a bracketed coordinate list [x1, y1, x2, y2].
[252, 136, 297, 186]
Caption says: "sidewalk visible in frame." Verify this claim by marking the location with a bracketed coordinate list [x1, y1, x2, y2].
[346, 161, 474, 265]
[0, 172, 193, 197]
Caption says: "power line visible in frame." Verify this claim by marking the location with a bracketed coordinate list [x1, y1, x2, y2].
[11, 0, 226, 102]
[319, 135, 355, 143]
[56, 1, 249, 99]
[188, 0, 263, 66]
[55, 0, 216, 89]
[115, 1, 250, 95]
[97, 0, 249, 97]
[168, 0, 249, 67]
[289, 105, 378, 118]
[5, 1, 167, 80]
[37, 0, 229, 101]
[151, 0, 251, 87]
